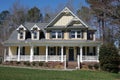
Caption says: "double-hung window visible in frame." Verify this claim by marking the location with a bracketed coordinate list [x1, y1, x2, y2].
[33, 30, 37, 39]
[70, 30, 82, 38]
[51, 30, 62, 39]
[18, 28, 24, 40]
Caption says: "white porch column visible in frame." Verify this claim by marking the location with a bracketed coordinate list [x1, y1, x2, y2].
[17, 46, 20, 62]
[46, 46, 48, 62]
[80, 46, 83, 62]
[4, 49, 6, 62]
[97, 46, 100, 62]
[61, 46, 63, 62]
[8, 47, 12, 56]
[93, 33, 96, 41]
[30, 46, 34, 62]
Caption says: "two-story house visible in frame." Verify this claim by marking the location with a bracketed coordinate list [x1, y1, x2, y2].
[3, 7, 101, 68]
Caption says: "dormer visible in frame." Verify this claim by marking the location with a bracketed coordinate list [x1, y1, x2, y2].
[31, 24, 40, 40]
[17, 25, 26, 40]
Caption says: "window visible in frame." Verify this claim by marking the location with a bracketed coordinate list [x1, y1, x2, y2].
[48, 47, 56, 55]
[20, 31, 23, 39]
[51, 31, 56, 38]
[51, 30, 62, 39]
[18, 28, 25, 40]
[33, 30, 37, 39]
[57, 47, 61, 55]
[77, 31, 81, 38]
[70, 30, 82, 38]
[71, 31, 75, 38]
[32, 28, 39, 40]
[34, 47, 39, 55]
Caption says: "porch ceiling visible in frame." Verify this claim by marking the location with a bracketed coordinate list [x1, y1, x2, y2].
[3, 39, 102, 46]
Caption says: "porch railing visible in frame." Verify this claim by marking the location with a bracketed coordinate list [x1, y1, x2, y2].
[33, 55, 46, 61]
[5, 55, 18, 61]
[82, 56, 98, 62]
[5, 55, 63, 62]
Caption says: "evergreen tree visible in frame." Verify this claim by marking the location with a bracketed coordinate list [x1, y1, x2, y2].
[99, 44, 120, 73]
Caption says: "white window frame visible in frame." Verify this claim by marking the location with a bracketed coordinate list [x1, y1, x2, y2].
[51, 30, 63, 39]
[18, 28, 26, 40]
[31, 28, 39, 40]
[70, 30, 82, 39]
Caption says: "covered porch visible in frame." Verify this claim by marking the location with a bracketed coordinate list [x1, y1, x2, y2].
[4, 45, 100, 62]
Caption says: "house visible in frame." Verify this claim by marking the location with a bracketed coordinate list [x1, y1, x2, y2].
[3, 7, 101, 68]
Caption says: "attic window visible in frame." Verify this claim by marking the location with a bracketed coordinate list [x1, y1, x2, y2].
[18, 28, 25, 40]
[32, 28, 39, 40]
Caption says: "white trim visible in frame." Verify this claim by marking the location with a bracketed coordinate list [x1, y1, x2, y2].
[16, 24, 27, 31]
[30, 46, 34, 62]
[80, 46, 83, 62]
[31, 24, 40, 40]
[31, 24, 40, 30]
[17, 46, 20, 62]
[61, 46, 63, 62]
[46, 46, 48, 62]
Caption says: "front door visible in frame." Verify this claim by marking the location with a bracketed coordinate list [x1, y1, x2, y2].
[69, 47, 74, 61]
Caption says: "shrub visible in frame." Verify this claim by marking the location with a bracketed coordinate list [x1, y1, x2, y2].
[32, 62, 36, 66]
[88, 64, 93, 69]
[94, 63, 99, 70]
[99, 44, 120, 73]
[24, 61, 30, 66]
[39, 62, 44, 66]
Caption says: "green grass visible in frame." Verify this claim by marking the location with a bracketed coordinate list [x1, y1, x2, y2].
[0, 66, 119, 80]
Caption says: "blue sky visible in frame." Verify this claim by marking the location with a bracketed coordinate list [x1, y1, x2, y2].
[0, 0, 88, 13]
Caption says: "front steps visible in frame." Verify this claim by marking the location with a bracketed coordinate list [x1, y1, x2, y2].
[67, 61, 78, 69]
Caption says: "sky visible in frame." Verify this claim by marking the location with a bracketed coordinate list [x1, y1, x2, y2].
[0, 0, 89, 13]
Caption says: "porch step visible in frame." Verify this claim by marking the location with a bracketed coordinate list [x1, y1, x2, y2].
[67, 61, 78, 69]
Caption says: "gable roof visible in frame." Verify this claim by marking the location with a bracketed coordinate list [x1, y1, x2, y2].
[46, 7, 89, 28]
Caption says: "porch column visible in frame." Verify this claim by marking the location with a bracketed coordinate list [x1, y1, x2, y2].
[4, 48, 6, 62]
[61, 46, 63, 62]
[17, 46, 20, 62]
[8, 47, 12, 56]
[97, 46, 100, 62]
[46, 46, 48, 62]
[80, 46, 83, 62]
[30, 46, 34, 62]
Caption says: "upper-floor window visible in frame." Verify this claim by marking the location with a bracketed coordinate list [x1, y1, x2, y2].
[31, 24, 40, 40]
[18, 28, 26, 40]
[51, 30, 63, 39]
[17, 25, 26, 40]
[32, 28, 38, 39]
[87, 32, 94, 40]
[70, 30, 82, 38]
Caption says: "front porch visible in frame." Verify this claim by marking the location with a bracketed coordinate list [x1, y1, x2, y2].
[4, 46, 99, 62]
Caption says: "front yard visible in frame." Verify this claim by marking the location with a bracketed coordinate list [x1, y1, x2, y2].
[0, 66, 119, 80]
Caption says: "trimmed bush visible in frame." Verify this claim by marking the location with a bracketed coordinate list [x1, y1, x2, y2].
[99, 44, 120, 73]
[39, 62, 44, 66]
[88, 64, 93, 69]
[94, 63, 99, 70]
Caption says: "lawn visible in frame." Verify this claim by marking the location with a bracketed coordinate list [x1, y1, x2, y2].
[0, 66, 119, 80]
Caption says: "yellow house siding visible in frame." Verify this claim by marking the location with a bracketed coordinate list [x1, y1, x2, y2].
[64, 31, 69, 39]
[39, 46, 46, 55]
[10, 46, 17, 55]
[54, 15, 73, 26]
[46, 32, 50, 39]
[25, 46, 30, 55]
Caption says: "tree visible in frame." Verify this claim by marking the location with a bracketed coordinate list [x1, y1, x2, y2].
[76, 6, 92, 24]
[0, 10, 10, 24]
[27, 7, 43, 22]
[44, 13, 51, 23]
[99, 44, 120, 73]
[86, 0, 120, 45]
